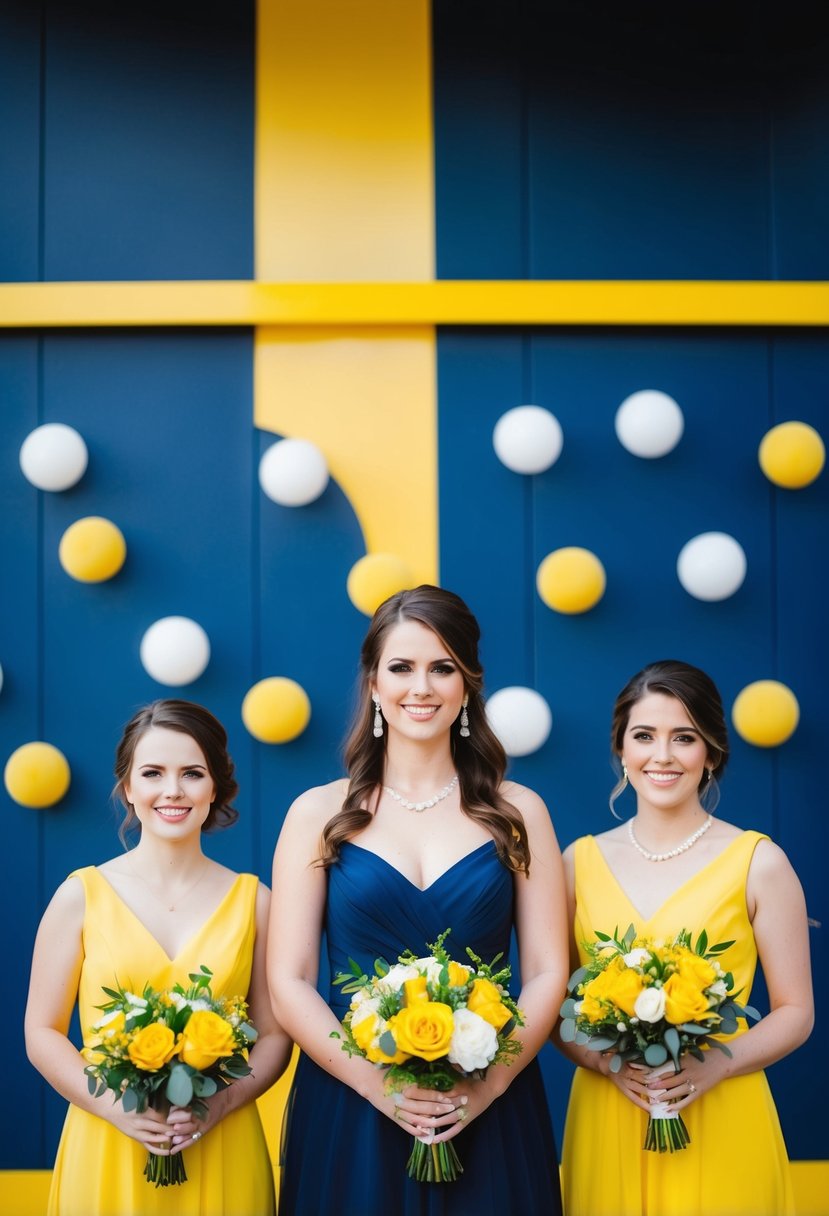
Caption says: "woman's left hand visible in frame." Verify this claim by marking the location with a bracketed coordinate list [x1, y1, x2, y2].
[167, 1092, 229, 1152]
[642, 1052, 728, 1112]
[402, 1077, 499, 1145]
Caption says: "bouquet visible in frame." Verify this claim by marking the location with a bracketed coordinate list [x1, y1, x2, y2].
[83, 964, 257, 1186]
[560, 925, 759, 1152]
[332, 929, 523, 1183]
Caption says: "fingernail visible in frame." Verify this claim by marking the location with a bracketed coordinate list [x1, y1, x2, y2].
[459, 1096, 468, 1105]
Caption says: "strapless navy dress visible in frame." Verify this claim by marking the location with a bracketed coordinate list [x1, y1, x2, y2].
[278, 839, 562, 1216]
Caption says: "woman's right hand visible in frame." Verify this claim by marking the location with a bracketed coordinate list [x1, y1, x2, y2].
[106, 1101, 176, 1153]
[363, 1070, 456, 1138]
[599, 1058, 655, 1113]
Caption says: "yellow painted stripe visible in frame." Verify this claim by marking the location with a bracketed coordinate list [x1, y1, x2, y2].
[256, 1, 434, 282]
[2, 280, 829, 328]
[255, 325, 437, 586]
[255, 0, 438, 583]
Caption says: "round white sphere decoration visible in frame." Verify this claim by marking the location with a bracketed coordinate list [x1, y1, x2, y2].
[677, 532, 747, 601]
[19, 423, 88, 491]
[485, 686, 552, 757]
[140, 616, 211, 686]
[615, 390, 684, 458]
[259, 438, 329, 506]
[493, 405, 564, 474]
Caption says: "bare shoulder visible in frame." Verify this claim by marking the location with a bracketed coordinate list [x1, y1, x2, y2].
[500, 780, 549, 823]
[285, 778, 348, 829]
[748, 835, 799, 882]
[46, 873, 86, 917]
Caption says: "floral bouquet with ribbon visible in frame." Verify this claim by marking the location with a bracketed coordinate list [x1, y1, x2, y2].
[83, 964, 257, 1186]
[560, 925, 759, 1152]
[332, 929, 523, 1183]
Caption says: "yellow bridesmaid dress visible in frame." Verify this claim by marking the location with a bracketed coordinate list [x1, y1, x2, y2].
[47, 867, 275, 1216]
[562, 831, 794, 1216]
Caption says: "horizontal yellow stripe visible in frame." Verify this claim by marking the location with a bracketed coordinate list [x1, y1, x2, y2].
[1, 281, 828, 328]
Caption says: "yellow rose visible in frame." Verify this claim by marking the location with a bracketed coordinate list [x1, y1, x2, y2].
[352, 1012, 410, 1064]
[676, 950, 717, 990]
[404, 976, 429, 1005]
[602, 959, 646, 1017]
[392, 1001, 454, 1061]
[663, 974, 714, 1025]
[579, 969, 614, 1024]
[127, 1023, 179, 1072]
[447, 962, 470, 987]
[179, 1010, 236, 1070]
[467, 978, 512, 1031]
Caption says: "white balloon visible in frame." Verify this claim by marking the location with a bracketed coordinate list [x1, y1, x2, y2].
[259, 438, 329, 506]
[677, 532, 747, 601]
[140, 616, 211, 686]
[615, 390, 684, 458]
[493, 405, 563, 474]
[485, 686, 552, 757]
[19, 423, 88, 491]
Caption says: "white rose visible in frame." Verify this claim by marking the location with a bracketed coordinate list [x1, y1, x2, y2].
[184, 998, 212, 1013]
[377, 964, 419, 993]
[350, 997, 380, 1028]
[573, 1000, 584, 1014]
[623, 948, 651, 968]
[447, 1008, 498, 1072]
[708, 979, 728, 999]
[634, 986, 666, 1023]
[124, 992, 148, 1008]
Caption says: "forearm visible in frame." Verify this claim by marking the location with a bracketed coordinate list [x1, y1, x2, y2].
[28, 1027, 121, 1120]
[486, 970, 565, 1098]
[273, 976, 384, 1101]
[711, 1004, 813, 1081]
[214, 1028, 293, 1118]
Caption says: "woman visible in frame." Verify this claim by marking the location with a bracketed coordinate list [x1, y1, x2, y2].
[269, 585, 568, 1216]
[26, 700, 291, 1216]
[559, 660, 814, 1216]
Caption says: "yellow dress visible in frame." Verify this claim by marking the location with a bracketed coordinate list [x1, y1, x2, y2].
[561, 832, 794, 1216]
[47, 867, 275, 1216]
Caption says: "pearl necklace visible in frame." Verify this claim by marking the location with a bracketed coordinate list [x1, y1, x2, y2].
[383, 774, 459, 813]
[627, 814, 713, 862]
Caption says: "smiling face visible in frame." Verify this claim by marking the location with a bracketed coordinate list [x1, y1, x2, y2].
[372, 618, 466, 744]
[123, 727, 216, 839]
[620, 692, 712, 815]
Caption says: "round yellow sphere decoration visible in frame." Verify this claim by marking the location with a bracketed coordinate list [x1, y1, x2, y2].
[242, 677, 311, 744]
[732, 680, 800, 748]
[347, 553, 414, 617]
[5, 741, 71, 807]
[536, 547, 606, 614]
[59, 517, 127, 582]
[758, 421, 825, 488]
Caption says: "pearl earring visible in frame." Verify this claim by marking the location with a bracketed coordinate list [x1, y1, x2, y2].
[372, 694, 383, 739]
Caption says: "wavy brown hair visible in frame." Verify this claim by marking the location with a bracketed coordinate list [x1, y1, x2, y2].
[318, 585, 530, 873]
[609, 660, 729, 815]
[113, 700, 239, 847]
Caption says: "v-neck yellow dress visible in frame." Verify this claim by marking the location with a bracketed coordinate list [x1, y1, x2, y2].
[47, 867, 275, 1216]
[561, 832, 793, 1216]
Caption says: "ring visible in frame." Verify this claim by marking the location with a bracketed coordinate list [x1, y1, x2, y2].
[457, 1107, 467, 1123]
[192, 1131, 202, 1142]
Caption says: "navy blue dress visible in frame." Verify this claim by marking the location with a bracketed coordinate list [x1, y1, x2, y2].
[278, 839, 562, 1216]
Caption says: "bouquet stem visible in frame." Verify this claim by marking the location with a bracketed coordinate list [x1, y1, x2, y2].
[643, 1100, 690, 1153]
[143, 1150, 188, 1187]
[406, 1137, 463, 1183]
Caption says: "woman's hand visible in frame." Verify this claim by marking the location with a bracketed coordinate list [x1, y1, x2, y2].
[383, 1076, 502, 1144]
[639, 1052, 728, 1112]
[167, 1091, 230, 1153]
[105, 1102, 177, 1154]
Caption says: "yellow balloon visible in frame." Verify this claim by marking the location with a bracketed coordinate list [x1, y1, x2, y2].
[59, 516, 127, 582]
[758, 421, 825, 489]
[536, 547, 606, 614]
[5, 741, 71, 808]
[242, 677, 311, 744]
[347, 553, 414, 617]
[732, 680, 800, 748]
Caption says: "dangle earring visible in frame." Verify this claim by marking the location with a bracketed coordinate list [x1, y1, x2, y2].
[622, 762, 629, 787]
[372, 694, 384, 739]
[459, 695, 470, 738]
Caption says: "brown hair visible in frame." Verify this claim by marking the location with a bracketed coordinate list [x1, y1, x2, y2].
[114, 700, 239, 846]
[319, 585, 531, 872]
[609, 660, 729, 811]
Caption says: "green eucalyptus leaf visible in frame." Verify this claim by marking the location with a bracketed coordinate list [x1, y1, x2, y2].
[608, 1054, 623, 1074]
[568, 965, 590, 990]
[378, 1030, 398, 1057]
[166, 1064, 194, 1108]
[121, 1087, 139, 1113]
[585, 1037, 617, 1051]
[574, 1029, 590, 1046]
[560, 998, 580, 1019]
[644, 1043, 668, 1066]
[559, 1019, 577, 1043]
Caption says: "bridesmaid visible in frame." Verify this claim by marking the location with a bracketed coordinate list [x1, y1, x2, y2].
[559, 660, 814, 1216]
[26, 699, 290, 1216]
[268, 585, 568, 1215]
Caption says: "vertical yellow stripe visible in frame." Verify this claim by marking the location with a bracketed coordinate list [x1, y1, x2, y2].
[255, 0, 438, 584]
